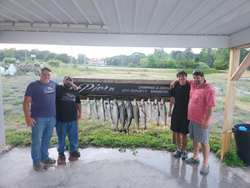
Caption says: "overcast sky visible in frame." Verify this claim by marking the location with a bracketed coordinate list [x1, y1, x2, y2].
[0, 43, 202, 59]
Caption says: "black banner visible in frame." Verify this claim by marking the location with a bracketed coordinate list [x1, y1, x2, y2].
[75, 82, 171, 98]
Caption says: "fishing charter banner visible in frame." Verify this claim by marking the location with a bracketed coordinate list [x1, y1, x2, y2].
[75, 82, 171, 98]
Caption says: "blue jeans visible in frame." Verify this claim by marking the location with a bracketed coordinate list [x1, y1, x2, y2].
[31, 117, 56, 164]
[55, 120, 78, 153]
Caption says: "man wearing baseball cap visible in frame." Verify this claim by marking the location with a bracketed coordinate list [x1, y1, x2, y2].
[55, 76, 82, 160]
[184, 70, 215, 175]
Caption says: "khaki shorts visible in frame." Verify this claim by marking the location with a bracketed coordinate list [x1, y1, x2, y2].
[189, 121, 211, 143]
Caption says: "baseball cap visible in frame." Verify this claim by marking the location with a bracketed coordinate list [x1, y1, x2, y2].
[63, 76, 73, 82]
[193, 70, 204, 77]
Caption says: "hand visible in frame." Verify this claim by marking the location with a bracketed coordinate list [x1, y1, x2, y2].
[77, 113, 81, 119]
[202, 120, 209, 130]
[206, 83, 214, 88]
[26, 116, 36, 127]
[72, 84, 78, 90]
[168, 111, 171, 117]
[170, 80, 178, 89]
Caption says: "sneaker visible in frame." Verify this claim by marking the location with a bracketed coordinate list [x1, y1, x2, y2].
[185, 157, 200, 163]
[70, 150, 80, 157]
[59, 153, 66, 159]
[200, 165, 209, 175]
[173, 150, 182, 158]
[181, 152, 188, 160]
[33, 163, 45, 171]
[41, 157, 56, 164]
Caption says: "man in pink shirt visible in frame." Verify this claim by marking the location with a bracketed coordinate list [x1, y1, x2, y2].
[185, 70, 215, 175]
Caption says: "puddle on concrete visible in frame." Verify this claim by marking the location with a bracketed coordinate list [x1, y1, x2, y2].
[41, 147, 249, 188]
[1, 147, 249, 188]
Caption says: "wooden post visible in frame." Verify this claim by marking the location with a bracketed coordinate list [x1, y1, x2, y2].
[171, 131, 176, 144]
[220, 48, 241, 160]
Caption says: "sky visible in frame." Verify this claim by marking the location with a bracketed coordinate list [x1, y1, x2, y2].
[0, 43, 202, 59]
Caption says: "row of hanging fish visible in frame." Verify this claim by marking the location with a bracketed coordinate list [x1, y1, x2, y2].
[85, 98, 168, 134]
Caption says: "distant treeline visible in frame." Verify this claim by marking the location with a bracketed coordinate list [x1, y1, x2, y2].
[0, 48, 89, 65]
[1, 47, 249, 70]
[106, 48, 250, 70]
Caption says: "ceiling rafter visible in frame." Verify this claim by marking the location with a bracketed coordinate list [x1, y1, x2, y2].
[105, 0, 117, 33]
[175, 0, 211, 34]
[51, 0, 77, 24]
[72, 0, 92, 24]
[0, 4, 33, 22]
[10, 0, 48, 23]
[206, 3, 250, 35]
[168, 0, 204, 35]
[132, 0, 138, 34]
[156, 0, 184, 35]
[195, 2, 246, 34]
[144, 0, 161, 34]
[93, 0, 110, 34]
[30, 0, 63, 23]
[191, 0, 239, 34]
[180, 0, 226, 35]
[114, 0, 122, 34]
[0, 12, 18, 22]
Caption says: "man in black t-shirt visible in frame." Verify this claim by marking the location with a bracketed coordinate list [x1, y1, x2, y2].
[168, 71, 190, 160]
[55, 76, 81, 159]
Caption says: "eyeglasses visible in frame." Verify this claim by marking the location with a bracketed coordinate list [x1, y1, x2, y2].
[64, 79, 72, 83]
[193, 70, 204, 76]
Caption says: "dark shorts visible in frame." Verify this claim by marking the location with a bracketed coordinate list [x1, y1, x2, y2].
[170, 113, 189, 134]
[189, 121, 211, 143]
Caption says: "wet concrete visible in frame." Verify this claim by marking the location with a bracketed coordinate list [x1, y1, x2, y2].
[0, 147, 250, 188]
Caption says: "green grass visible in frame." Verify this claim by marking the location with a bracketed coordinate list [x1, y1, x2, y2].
[5, 127, 31, 147]
[236, 96, 250, 103]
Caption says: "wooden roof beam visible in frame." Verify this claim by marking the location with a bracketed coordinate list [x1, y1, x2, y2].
[230, 51, 250, 81]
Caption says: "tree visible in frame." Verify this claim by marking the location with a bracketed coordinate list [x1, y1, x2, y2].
[139, 58, 147, 68]
[77, 54, 89, 64]
[3, 48, 15, 58]
[213, 48, 230, 70]
[146, 54, 159, 68]
[183, 48, 194, 61]
[154, 48, 169, 60]
[55, 53, 70, 64]
[167, 59, 178, 68]
[45, 53, 57, 61]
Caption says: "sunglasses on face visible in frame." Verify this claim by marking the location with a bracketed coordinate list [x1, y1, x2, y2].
[193, 70, 204, 76]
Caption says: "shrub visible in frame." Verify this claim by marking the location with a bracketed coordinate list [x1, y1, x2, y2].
[127, 63, 136, 67]
[21, 57, 25, 62]
[47, 60, 60, 67]
[167, 59, 178, 68]
[3, 58, 16, 65]
[196, 62, 210, 70]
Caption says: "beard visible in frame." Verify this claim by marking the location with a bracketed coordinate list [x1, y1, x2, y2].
[194, 79, 204, 86]
[64, 83, 72, 89]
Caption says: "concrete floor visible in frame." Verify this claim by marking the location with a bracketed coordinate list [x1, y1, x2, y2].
[0, 147, 250, 188]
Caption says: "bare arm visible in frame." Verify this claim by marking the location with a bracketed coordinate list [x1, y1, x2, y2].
[77, 103, 82, 119]
[23, 96, 36, 126]
[202, 106, 214, 130]
[168, 97, 175, 117]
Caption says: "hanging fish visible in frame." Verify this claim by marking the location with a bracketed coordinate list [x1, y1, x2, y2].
[139, 99, 147, 131]
[105, 98, 113, 127]
[92, 98, 100, 120]
[118, 99, 126, 132]
[111, 98, 119, 132]
[159, 98, 167, 128]
[125, 100, 133, 135]
[99, 98, 106, 125]
[147, 99, 152, 122]
[86, 97, 91, 120]
[153, 99, 160, 127]
[132, 99, 140, 131]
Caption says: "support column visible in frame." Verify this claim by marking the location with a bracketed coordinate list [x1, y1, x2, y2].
[220, 48, 241, 160]
[0, 73, 6, 152]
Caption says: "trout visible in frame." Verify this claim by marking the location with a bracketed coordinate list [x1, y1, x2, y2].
[153, 98, 160, 127]
[105, 98, 113, 127]
[125, 100, 133, 135]
[147, 99, 152, 122]
[132, 99, 140, 130]
[111, 98, 119, 131]
[159, 98, 167, 127]
[139, 99, 147, 130]
[86, 97, 91, 120]
[93, 98, 100, 120]
[118, 99, 126, 132]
